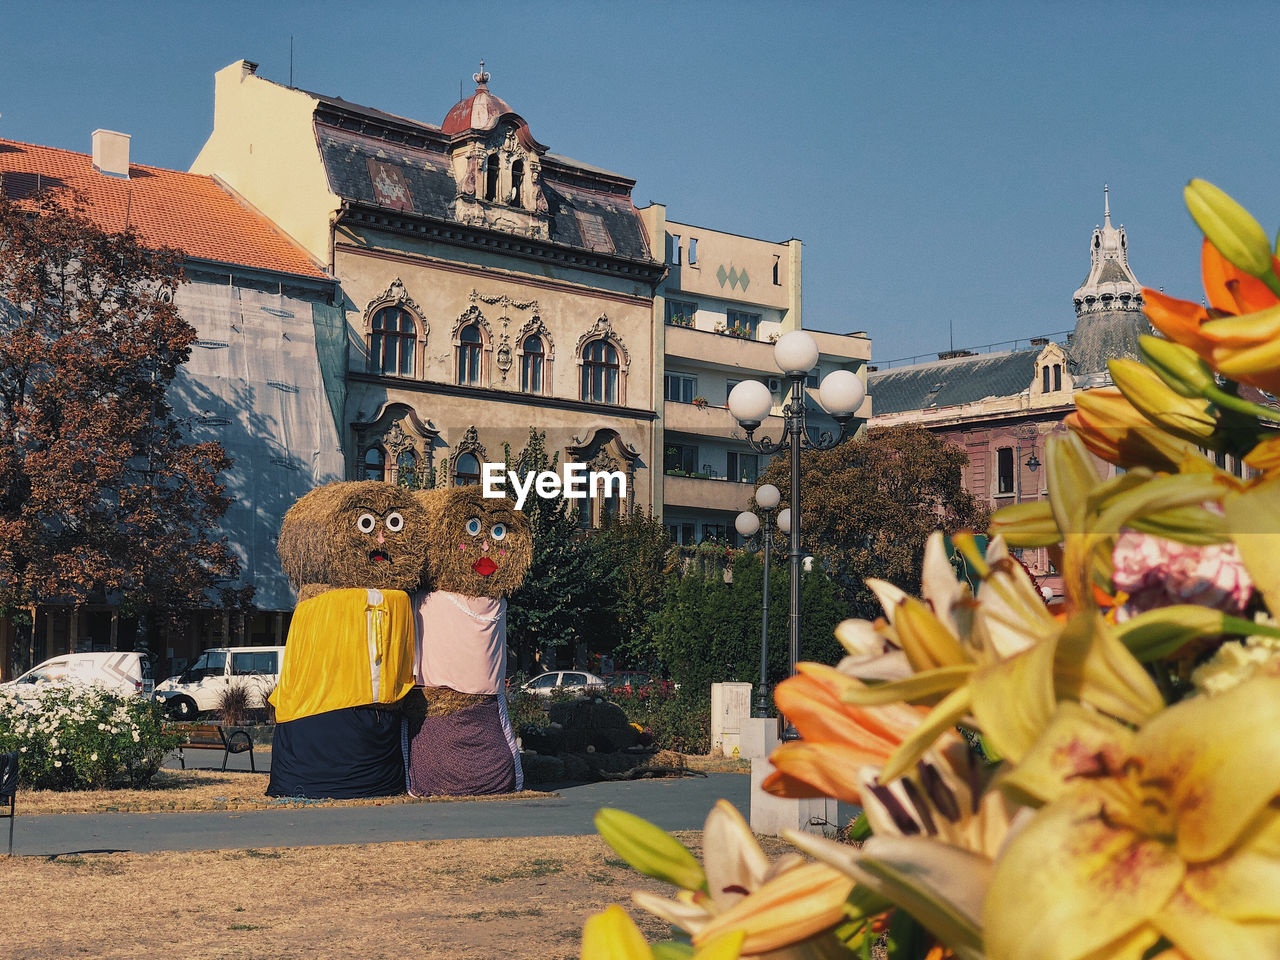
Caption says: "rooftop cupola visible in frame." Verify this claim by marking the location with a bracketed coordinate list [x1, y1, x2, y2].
[442, 61, 515, 137]
[1072, 184, 1143, 317]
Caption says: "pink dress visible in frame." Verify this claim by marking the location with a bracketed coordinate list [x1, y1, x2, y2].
[403, 590, 523, 795]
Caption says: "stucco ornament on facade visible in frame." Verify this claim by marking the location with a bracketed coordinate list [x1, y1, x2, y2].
[364, 277, 428, 338]
[575, 313, 630, 368]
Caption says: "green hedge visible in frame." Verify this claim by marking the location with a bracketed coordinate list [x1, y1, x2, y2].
[0, 685, 179, 790]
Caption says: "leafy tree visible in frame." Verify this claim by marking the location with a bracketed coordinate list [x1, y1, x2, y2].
[652, 551, 845, 698]
[759, 423, 988, 618]
[504, 428, 611, 671]
[0, 192, 243, 669]
[591, 509, 676, 669]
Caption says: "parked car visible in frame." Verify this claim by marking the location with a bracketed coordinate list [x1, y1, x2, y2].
[152, 646, 285, 720]
[520, 670, 607, 696]
[2, 651, 154, 699]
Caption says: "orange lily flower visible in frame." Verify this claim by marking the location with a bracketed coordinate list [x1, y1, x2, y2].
[761, 662, 927, 804]
[1143, 241, 1280, 394]
[1200, 238, 1280, 314]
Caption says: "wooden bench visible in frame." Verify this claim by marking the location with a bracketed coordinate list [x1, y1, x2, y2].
[167, 723, 256, 773]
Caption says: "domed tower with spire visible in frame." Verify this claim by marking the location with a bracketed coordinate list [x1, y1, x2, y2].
[444, 63, 551, 238]
[1067, 186, 1150, 389]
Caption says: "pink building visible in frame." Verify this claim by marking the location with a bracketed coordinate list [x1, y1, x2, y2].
[868, 189, 1148, 598]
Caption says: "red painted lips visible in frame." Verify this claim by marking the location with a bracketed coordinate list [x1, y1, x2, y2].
[471, 557, 498, 577]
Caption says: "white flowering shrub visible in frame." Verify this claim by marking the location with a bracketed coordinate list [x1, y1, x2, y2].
[0, 685, 179, 790]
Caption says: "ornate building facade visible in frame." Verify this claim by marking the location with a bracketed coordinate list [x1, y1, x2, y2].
[192, 62, 664, 518]
[869, 188, 1149, 596]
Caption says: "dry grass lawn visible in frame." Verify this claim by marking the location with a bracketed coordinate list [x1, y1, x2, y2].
[0, 833, 791, 960]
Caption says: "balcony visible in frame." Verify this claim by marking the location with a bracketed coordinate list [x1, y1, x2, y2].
[664, 400, 785, 440]
[662, 472, 757, 512]
[664, 324, 777, 371]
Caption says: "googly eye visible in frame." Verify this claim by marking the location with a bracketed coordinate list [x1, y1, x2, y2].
[385, 511, 404, 532]
[356, 512, 377, 534]
[465, 517, 482, 537]
[490, 523, 506, 541]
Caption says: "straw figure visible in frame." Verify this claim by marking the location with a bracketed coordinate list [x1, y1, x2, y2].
[402, 485, 533, 796]
[267, 481, 429, 798]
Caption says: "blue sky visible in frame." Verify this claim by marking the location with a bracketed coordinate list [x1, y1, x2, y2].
[2, 1, 1277, 363]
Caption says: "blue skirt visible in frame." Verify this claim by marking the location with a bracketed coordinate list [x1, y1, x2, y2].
[267, 705, 405, 799]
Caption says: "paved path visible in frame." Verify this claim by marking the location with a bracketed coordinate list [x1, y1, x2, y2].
[10, 768, 751, 857]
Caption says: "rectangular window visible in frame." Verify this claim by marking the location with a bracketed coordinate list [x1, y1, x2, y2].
[727, 451, 758, 483]
[669, 234, 682, 265]
[773, 255, 781, 285]
[701, 523, 728, 543]
[664, 373, 697, 403]
[1043, 366, 1050, 393]
[664, 444, 697, 475]
[726, 310, 761, 337]
[688, 237, 698, 264]
[665, 299, 697, 327]
[1054, 364, 1062, 391]
[997, 446, 1015, 494]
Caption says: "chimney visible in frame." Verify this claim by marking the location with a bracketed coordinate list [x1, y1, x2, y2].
[92, 129, 131, 178]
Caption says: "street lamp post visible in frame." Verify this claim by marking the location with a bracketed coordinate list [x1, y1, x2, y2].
[735, 483, 781, 718]
[727, 331, 865, 741]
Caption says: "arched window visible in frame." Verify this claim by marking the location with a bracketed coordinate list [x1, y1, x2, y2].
[362, 447, 386, 482]
[1042, 366, 1051, 393]
[396, 448, 417, 488]
[484, 154, 499, 202]
[455, 452, 481, 486]
[1053, 364, 1062, 391]
[581, 339, 620, 404]
[510, 159, 524, 206]
[521, 335, 545, 394]
[369, 306, 416, 377]
[457, 324, 483, 385]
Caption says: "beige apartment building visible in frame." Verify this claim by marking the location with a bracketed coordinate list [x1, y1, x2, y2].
[638, 207, 872, 543]
[192, 61, 664, 517]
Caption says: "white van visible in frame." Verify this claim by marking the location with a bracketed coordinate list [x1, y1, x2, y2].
[3, 651, 154, 699]
[152, 646, 285, 720]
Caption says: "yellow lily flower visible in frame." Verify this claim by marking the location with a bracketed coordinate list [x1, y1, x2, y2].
[616, 801, 853, 959]
[988, 675, 1280, 960]
[842, 532, 1161, 780]
[581, 904, 744, 960]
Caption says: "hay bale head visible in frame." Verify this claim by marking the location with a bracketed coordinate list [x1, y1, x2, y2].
[413, 486, 532, 598]
[278, 481, 429, 599]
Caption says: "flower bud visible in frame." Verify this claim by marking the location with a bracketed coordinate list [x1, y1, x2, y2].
[1185, 179, 1274, 279]
[1138, 335, 1216, 398]
[594, 807, 707, 892]
[1109, 359, 1217, 442]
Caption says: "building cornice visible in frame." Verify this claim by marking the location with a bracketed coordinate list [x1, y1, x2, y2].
[336, 202, 666, 285]
[347, 371, 658, 421]
[334, 241, 656, 308]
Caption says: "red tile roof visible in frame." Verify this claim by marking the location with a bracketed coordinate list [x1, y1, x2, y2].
[0, 138, 327, 279]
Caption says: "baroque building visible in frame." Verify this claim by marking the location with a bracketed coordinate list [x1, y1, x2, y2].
[192, 61, 664, 518]
[868, 188, 1150, 596]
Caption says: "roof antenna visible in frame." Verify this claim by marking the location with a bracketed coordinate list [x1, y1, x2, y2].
[289, 35, 294, 87]
[949, 316, 954, 354]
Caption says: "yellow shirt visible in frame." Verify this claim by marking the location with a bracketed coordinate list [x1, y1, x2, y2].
[270, 588, 415, 724]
